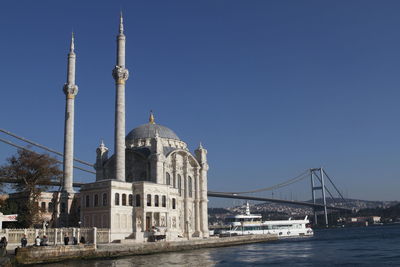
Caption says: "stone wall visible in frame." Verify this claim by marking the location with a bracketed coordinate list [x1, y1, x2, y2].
[15, 234, 278, 264]
[15, 244, 96, 265]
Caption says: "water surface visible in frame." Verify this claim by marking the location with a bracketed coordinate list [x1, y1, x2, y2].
[35, 225, 400, 266]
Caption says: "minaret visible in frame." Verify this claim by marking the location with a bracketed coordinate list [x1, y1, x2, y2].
[112, 13, 129, 182]
[195, 142, 209, 237]
[95, 140, 109, 181]
[62, 33, 78, 193]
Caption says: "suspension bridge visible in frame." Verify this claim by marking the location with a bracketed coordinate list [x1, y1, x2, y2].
[0, 128, 352, 226]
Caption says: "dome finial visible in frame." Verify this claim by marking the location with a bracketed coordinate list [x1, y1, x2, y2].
[149, 110, 155, 124]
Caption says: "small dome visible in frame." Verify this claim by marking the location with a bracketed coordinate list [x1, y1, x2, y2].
[126, 123, 180, 141]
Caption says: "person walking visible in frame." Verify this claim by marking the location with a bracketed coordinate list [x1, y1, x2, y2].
[79, 236, 86, 244]
[34, 236, 41, 246]
[0, 236, 6, 256]
[40, 235, 48, 246]
[63, 234, 69, 245]
[20, 234, 28, 247]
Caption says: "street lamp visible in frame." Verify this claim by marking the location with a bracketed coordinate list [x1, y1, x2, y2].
[43, 221, 48, 235]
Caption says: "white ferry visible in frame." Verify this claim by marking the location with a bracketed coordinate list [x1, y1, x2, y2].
[223, 202, 313, 238]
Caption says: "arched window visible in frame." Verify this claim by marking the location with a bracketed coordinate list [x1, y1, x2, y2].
[94, 194, 99, 207]
[122, 194, 127, 206]
[85, 195, 90, 208]
[136, 194, 141, 207]
[115, 193, 120, 206]
[129, 194, 133, 206]
[147, 194, 152, 206]
[166, 172, 171, 185]
[102, 193, 107, 206]
[61, 202, 66, 213]
[41, 202, 46, 212]
[178, 174, 182, 196]
[172, 198, 176, 209]
[48, 202, 54, 213]
[162, 196, 166, 207]
[188, 176, 193, 198]
[147, 163, 151, 181]
[155, 195, 159, 207]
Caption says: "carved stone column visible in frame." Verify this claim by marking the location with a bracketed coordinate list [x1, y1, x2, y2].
[194, 167, 201, 236]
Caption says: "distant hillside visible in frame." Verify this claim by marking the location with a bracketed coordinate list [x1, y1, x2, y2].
[208, 198, 399, 224]
[311, 198, 399, 210]
[356, 203, 400, 221]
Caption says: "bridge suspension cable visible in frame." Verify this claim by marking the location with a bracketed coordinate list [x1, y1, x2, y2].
[322, 169, 346, 201]
[0, 128, 93, 167]
[213, 169, 310, 195]
[0, 137, 96, 175]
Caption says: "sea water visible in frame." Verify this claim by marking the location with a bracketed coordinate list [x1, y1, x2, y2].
[34, 225, 400, 266]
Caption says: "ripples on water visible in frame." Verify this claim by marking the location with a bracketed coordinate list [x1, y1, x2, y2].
[35, 225, 400, 267]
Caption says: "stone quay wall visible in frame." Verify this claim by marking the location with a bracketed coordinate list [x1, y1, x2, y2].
[15, 244, 96, 265]
[15, 234, 277, 265]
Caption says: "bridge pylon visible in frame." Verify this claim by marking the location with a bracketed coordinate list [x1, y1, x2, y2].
[310, 167, 329, 227]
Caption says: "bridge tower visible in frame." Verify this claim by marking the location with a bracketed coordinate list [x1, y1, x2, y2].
[310, 168, 329, 227]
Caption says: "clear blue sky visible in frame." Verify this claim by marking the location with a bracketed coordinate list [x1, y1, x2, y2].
[1, 1, 399, 206]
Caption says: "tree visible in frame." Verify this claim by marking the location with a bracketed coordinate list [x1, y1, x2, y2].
[0, 148, 62, 227]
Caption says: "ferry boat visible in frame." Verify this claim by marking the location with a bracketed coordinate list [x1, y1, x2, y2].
[223, 202, 313, 238]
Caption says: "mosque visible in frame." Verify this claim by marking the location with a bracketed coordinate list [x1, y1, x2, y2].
[58, 14, 210, 241]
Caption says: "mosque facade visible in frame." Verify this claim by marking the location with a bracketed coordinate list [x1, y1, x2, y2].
[60, 15, 210, 242]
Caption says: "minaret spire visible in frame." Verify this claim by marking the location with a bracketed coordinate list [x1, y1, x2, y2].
[62, 33, 79, 193]
[112, 13, 129, 182]
[119, 11, 124, 34]
[70, 32, 75, 53]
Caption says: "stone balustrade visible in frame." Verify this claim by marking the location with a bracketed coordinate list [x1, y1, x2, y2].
[0, 227, 111, 245]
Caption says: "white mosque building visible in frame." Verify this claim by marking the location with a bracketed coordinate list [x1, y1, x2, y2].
[59, 14, 210, 242]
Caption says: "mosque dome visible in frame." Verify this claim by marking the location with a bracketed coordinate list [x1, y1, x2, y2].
[126, 123, 180, 141]
[126, 112, 180, 141]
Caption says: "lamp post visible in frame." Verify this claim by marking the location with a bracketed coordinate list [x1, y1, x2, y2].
[43, 221, 48, 235]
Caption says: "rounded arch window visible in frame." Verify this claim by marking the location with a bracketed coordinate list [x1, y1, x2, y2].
[188, 176, 193, 198]
[178, 174, 182, 196]
[115, 193, 120, 206]
[166, 172, 171, 185]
